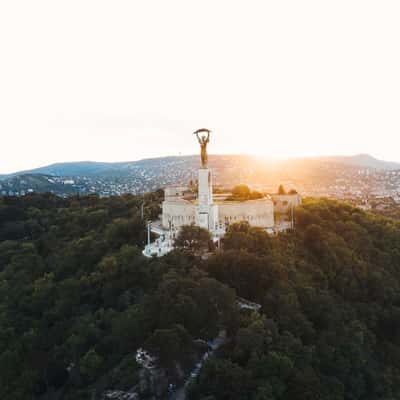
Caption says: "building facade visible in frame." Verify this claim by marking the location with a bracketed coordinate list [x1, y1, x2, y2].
[162, 166, 274, 233]
[271, 193, 302, 213]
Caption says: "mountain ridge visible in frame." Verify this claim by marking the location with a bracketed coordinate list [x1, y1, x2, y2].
[2, 153, 399, 197]
[315, 153, 400, 170]
[2, 153, 399, 180]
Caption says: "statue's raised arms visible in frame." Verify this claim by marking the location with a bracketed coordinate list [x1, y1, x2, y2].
[193, 128, 211, 168]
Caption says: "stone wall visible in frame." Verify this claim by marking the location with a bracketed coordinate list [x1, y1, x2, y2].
[271, 194, 302, 214]
[162, 200, 196, 229]
[218, 198, 274, 228]
[162, 187, 277, 231]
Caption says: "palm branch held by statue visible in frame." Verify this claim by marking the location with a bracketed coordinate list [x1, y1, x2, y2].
[193, 128, 211, 168]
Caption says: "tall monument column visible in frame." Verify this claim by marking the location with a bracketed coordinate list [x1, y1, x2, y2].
[197, 168, 213, 229]
[193, 129, 219, 231]
[198, 169, 212, 206]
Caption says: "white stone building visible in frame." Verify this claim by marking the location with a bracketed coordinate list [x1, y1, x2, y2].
[161, 166, 274, 233]
[271, 193, 302, 214]
[143, 128, 300, 257]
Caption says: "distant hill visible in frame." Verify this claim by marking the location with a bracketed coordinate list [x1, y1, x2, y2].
[1, 161, 130, 178]
[320, 154, 400, 170]
[0, 174, 79, 196]
[2, 153, 399, 180]
[0, 157, 199, 180]
[1, 153, 399, 197]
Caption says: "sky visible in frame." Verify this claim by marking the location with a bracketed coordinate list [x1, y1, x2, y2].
[1, 1, 400, 174]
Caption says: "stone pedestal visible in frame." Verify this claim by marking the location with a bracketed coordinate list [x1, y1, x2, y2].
[196, 168, 219, 231]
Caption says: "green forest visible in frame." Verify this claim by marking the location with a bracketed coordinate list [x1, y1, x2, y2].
[1, 193, 400, 399]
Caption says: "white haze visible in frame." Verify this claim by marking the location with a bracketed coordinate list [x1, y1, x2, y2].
[0, 1, 399, 173]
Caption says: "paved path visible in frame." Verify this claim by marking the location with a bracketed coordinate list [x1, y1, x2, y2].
[169, 330, 226, 400]
[169, 297, 261, 399]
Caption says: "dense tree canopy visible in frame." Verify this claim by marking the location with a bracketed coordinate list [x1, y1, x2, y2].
[2, 193, 400, 400]
[0, 193, 235, 399]
[190, 198, 400, 400]
[229, 185, 264, 201]
[174, 224, 212, 252]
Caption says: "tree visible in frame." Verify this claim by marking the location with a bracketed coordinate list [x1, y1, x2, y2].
[304, 224, 325, 255]
[286, 367, 323, 400]
[189, 358, 251, 400]
[4, 193, 400, 400]
[232, 185, 251, 199]
[277, 185, 286, 195]
[80, 348, 103, 383]
[222, 222, 271, 255]
[145, 324, 192, 368]
[249, 190, 263, 200]
[174, 224, 211, 252]
[229, 185, 264, 201]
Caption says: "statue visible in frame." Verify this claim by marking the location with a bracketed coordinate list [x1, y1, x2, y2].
[193, 128, 211, 168]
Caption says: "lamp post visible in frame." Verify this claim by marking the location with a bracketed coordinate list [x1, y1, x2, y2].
[291, 202, 294, 230]
[147, 220, 151, 247]
[141, 193, 145, 220]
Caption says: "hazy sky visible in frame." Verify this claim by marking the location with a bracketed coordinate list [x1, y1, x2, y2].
[1, 1, 399, 173]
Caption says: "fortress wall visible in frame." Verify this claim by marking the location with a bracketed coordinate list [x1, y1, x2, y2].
[162, 200, 196, 229]
[162, 195, 275, 231]
[271, 194, 302, 213]
[218, 198, 274, 228]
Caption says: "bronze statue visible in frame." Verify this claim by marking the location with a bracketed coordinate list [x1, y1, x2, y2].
[193, 128, 211, 168]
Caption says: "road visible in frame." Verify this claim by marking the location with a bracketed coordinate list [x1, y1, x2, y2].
[169, 330, 226, 400]
[169, 298, 261, 399]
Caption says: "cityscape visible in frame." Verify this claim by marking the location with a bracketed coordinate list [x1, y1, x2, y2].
[2, 154, 400, 218]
